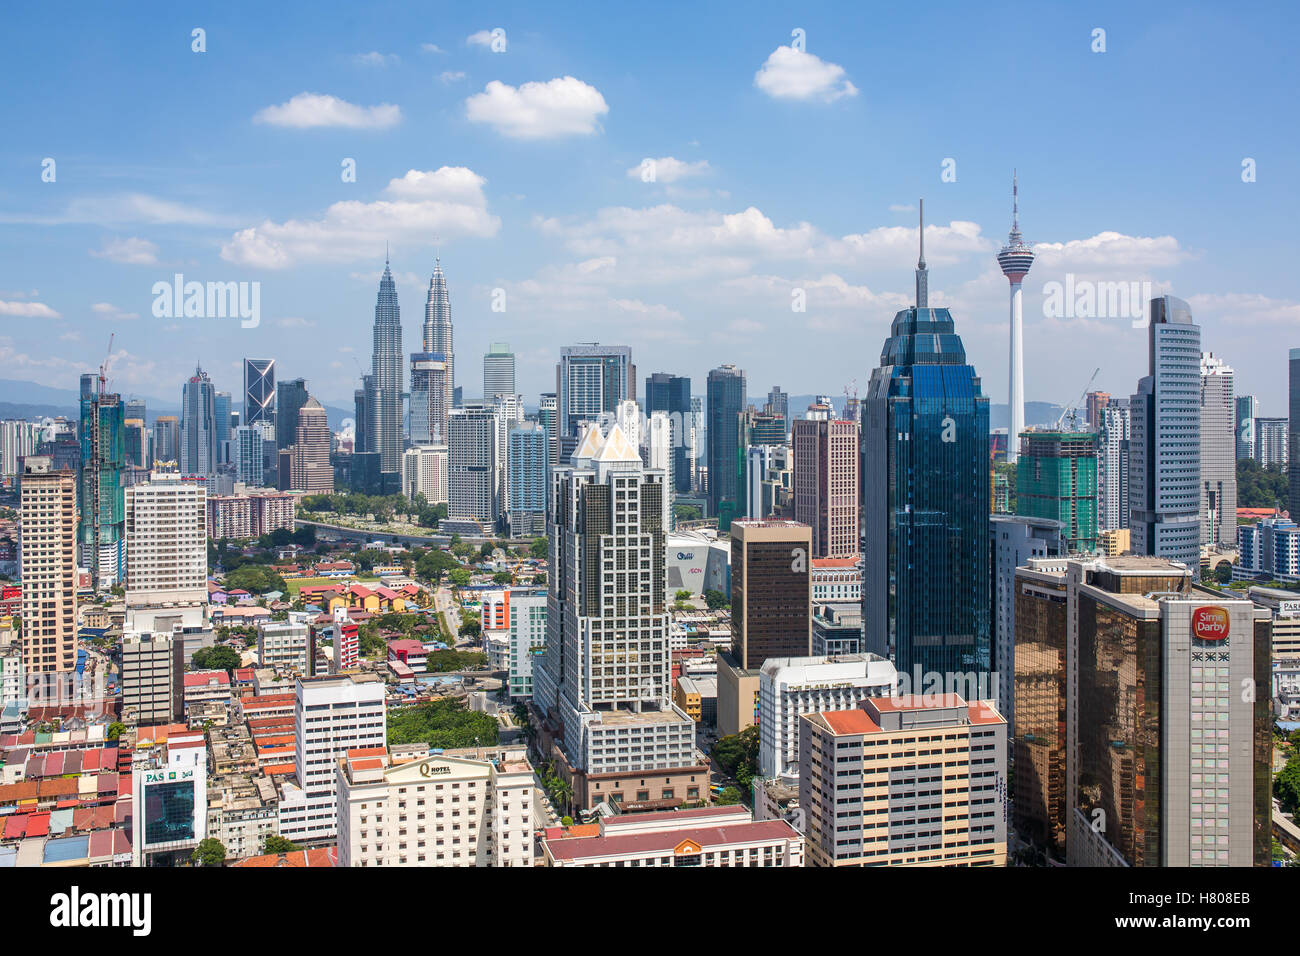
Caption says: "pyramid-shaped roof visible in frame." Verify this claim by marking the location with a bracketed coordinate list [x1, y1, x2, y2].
[594, 423, 640, 463]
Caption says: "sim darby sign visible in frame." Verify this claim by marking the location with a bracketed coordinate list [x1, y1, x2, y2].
[1192, 606, 1230, 643]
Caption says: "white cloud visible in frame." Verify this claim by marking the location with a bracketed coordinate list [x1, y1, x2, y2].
[91, 302, 139, 321]
[754, 46, 858, 103]
[627, 157, 711, 184]
[1187, 292, 1300, 327]
[467, 30, 497, 48]
[1032, 231, 1189, 270]
[0, 194, 231, 227]
[253, 93, 402, 130]
[0, 300, 60, 319]
[439, 70, 466, 83]
[421, 43, 445, 54]
[353, 51, 399, 67]
[465, 77, 608, 139]
[889, 203, 916, 213]
[90, 236, 159, 265]
[221, 166, 500, 268]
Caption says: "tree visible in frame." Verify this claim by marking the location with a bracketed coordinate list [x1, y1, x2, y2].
[416, 549, 460, 584]
[387, 698, 499, 749]
[703, 588, 729, 610]
[478, 542, 495, 560]
[1214, 561, 1234, 584]
[223, 564, 287, 595]
[530, 537, 548, 559]
[674, 589, 693, 602]
[715, 786, 743, 806]
[193, 644, 241, 675]
[713, 725, 760, 790]
[1238, 459, 1289, 509]
[1276, 753, 1300, 815]
[192, 837, 226, 867]
[673, 503, 702, 522]
[448, 567, 472, 588]
[264, 834, 301, 855]
[458, 616, 482, 640]
[492, 571, 513, 585]
[106, 721, 125, 741]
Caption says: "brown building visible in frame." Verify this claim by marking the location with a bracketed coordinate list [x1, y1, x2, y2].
[793, 415, 859, 559]
[729, 519, 812, 669]
[19, 457, 78, 674]
[291, 397, 334, 492]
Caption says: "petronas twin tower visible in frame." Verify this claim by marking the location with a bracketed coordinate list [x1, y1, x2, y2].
[366, 254, 455, 473]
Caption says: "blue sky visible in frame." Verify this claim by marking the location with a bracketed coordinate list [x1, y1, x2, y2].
[2, 0, 1297, 416]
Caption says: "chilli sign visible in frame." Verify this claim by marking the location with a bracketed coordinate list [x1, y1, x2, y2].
[1192, 606, 1230, 642]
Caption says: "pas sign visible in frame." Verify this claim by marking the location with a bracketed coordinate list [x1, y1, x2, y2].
[1192, 606, 1230, 642]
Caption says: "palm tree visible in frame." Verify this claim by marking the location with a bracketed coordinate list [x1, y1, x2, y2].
[553, 779, 573, 816]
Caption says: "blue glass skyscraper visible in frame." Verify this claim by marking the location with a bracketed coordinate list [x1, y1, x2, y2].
[862, 201, 991, 691]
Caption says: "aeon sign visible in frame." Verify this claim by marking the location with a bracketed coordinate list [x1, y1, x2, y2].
[1192, 606, 1230, 642]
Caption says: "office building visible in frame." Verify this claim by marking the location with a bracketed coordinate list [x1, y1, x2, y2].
[766, 386, 790, 435]
[989, 514, 1065, 729]
[507, 421, 547, 538]
[125, 471, 207, 632]
[757, 653, 897, 782]
[18, 457, 77, 674]
[424, 259, 455, 418]
[278, 673, 386, 844]
[0, 419, 40, 476]
[1292, 348, 1300, 523]
[446, 404, 499, 534]
[1014, 431, 1098, 552]
[1255, 417, 1289, 470]
[274, 378, 309, 460]
[483, 342, 516, 401]
[402, 444, 448, 506]
[556, 344, 635, 462]
[1097, 398, 1131, 531]
[646, 372, 692, 494]
[706, 365, 746, 530]
[793, 414, 859, 559]
[78, 373, 126, 589]
[532, 422, 705, 811]
[371, 258, 404, 474]
[409, 352, 449, 445]
[180, 365, 218, 477]
[863, 201, 992, 687]
[1129, 295, 1201, 570]
[1236, 394, 1258, 461]
[1085, 390, 1111, 431]
[258, 621, 313, 676]
[233, 424, 264, 487]
[290, 398, 333, 492]
[800, 694, 1008, 867]
[121, 631, 183, 725]
[124, 418, 150, 470]
[1200, 353, 1237, 547]
[243, 358, 275, 427]
[338, 746, 535, 867]
[153, 415, 180, 465]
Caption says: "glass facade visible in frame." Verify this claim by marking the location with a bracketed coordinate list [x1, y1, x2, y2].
[144, 780, 197, 847]
[1016, 431, 1100, 552]
[863, 306, 991, 687]
[1012, 575, 1067, 854]
[78, 375, 126, 588]
[707, 365, 745, 531]
[646, 373, 693, 493]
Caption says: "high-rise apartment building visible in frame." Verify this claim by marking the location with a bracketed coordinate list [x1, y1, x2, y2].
[1129, 296, 1202, 570]
[0, 420, 40, 476]
[243, 358, 275, 427]
[706, 364, 746, 531]
[800, 694, 1008, 867]
[1097, 398, 1131, 531]
[424, 259, 455, 417]
[1236, 394, 1258, 461]
[371, 258, 404, 474]
[1014, 430, 1099, 552]
[1291, 348, 1300, 524]
[446, 403, 499, 534]
[483, 342, 516, 401]
[538, 393, 558, 472]
[409, 352, 449, 445]
[507, 421, 547, 538]
[1085, 390, 1111, 431]
[645, 372, 692, 494]
[402, 444, 448, 506]
[233, 424, 264, 487]
[125, 471, 207, 632]
[19, 457, 77, 674]
[180, 365, 217, 477]
[533, 422, 705, 811]
[78, 373, 126, 589]
[277, 673, 386, 844]
[556, 344, 635, 462]
[1255, 417, 1289, 470]
[863, 204, 991, 687]
[793, 415, 859, 559]
[1199, 353, 1237, 547]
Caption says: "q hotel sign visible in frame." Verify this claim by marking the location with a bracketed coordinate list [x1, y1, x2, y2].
[1192, 606, 1231, 643]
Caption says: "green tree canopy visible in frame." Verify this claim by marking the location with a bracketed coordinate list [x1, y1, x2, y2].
[703, 588, 729, 610]
[223, 564, 287, 595]
[263, 834, 301, 855]
[387, 698, 499, 750]
[193, 644, 242, 675]
[192, 837, 226, 867]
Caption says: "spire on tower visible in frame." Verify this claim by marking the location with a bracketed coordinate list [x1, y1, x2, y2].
[915, 199, 929, 309]
[1012, 168, 1019, 234]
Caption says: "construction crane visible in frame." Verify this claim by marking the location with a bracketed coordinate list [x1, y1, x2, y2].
[1054, 367, 1100, 431]
[97, 332, 115, 394]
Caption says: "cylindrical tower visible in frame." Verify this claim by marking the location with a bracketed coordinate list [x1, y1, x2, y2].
[996, 171, 1034, 464]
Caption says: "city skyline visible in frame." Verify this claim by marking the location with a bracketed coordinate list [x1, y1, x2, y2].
[2, 4, 1298, 415]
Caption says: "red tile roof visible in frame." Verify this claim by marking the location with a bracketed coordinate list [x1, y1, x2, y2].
[819, 709, 881, 736]
[547, 820, 797, 862]
[232, 846, 338, 868]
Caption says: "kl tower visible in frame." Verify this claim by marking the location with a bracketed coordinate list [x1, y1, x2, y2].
[997, 171, 1034, 465]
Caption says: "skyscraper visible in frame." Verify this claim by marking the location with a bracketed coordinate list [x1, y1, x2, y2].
[233, 424, 264, 487]
[409, 352, 449, 445]
[1290, 347, 1300, 523]
[765, 386, 790, 435]
[1015, 430, 1099, 552]
[213, 390, 232, 452]
[484, 342, 516, 401]
[243, 358, 275, 426]
[793, 413, 859, 559]
[1129, 296, 1201, 569]
[372, 257, 404, 474]
[446, 403, 499, 534]
[1084, 390, 1111, 431]
[78, 373, 126, 589]
[152, 415, 179, 464]
[645, 372, 692, 494]
[538, 392, 558, 472]
[507, 421, 547, 537]
[1199, 352, 1237, 547]
[19, 457, 78, 674]
[1235, 393, 1258, 461]
[533, 422, 704, 811]
[557, 345, 635, 462]
[275, 378, 309, 459]
[1097, 398, 1131, 531]
[125, 471, 208, 632]
[863, 200, 991, 688]
[291, 398, 333, 492]
[424, 259, 454, 415]
[997, 174, 1034, 466]
[706, 364, 746, 531]
[180, 365, 217, 477]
